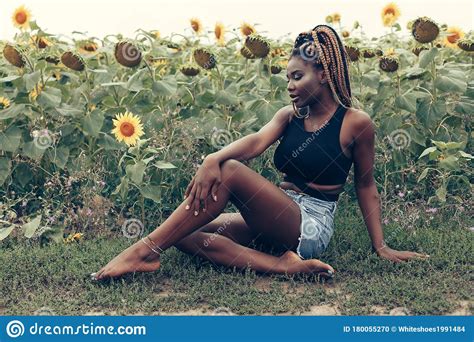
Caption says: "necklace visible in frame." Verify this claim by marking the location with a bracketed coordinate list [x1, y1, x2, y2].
[304, 114, 331, 132]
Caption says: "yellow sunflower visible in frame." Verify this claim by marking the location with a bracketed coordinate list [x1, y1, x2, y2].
[332, 13, 341, 24]
[215, 22, 225, 46]
[29, 84, 43, 102]
[150, 30, 161, 39]
[444, 27, 465, 48]
[12, 5, 32, 29]
[111, 111, 144, 146]
[0, 96, 11, 109]
[381, 2, 401, 27]
[190, 18, 203, 34]
[240, 22, 256, 36]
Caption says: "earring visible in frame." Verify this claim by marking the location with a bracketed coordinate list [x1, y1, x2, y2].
[292, 102, 310, 119]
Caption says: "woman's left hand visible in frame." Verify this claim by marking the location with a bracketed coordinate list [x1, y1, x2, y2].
[376, 246, 430, 263]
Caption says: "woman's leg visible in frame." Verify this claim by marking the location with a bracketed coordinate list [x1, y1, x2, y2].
[93, 159, 333, 279]
[175, 214, 334, 275]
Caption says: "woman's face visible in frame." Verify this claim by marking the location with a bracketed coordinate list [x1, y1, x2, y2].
[286, 56, 325, 108]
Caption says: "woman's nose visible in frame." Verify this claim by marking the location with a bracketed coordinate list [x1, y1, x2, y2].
[287, 81, 295, 92]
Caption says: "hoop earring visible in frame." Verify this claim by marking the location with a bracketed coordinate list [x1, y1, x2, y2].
[292, 102, 310, 119]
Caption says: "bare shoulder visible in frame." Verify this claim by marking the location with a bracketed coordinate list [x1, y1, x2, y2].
[278, 104, 294, 123]
[346, 107, 375, 139]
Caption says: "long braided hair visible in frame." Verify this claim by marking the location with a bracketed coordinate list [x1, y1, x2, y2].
[290, 24, 352, 115]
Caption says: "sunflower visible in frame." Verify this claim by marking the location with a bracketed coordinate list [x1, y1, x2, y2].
[444, 27, 464, 48]
[332, 13, 341, 24]
[29, 84, 43, 102]
[150, 30, 161, 39]
[3, 44, 25, 68]
[111, 112, 144, 146]
[190, 18, 203, 34]
[32, 35, 52, 49]
[193, 48, 217, 69]
[381, 2, 401, 27]
[61, 52, 85, 71]
[180, 63, 201, 76]
[244, 34, 270, 58]
[412, 17, 439, 43]
[240, 22, 256, 36]
[0, 97, 11, 109]
[215, 22, 225, 46]
[79, 42, 98, 54]
[12, 5, 31, 29]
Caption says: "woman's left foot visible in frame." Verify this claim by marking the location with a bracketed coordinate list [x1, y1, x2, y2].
[91, 239, 161, 281]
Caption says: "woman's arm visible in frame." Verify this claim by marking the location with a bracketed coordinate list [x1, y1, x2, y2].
[206, 106, 292, 164]
[352, 111, 430, 262]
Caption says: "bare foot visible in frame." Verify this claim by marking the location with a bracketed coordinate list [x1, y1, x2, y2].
[91, 239, 161, 281]
[279, 250, 335, 277]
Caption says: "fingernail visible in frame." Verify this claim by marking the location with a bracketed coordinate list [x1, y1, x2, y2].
[203, 208, 206, 212]
[194, 211, 198, 216]
[214, 195, 217, 201]
[185, 205, 190, 210]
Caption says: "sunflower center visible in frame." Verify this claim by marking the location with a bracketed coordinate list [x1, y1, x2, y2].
[15, 12, 27, 24]
[385, 9, 396, 16]
[447, 32, 460, 44]
[120, 122, 135, 137]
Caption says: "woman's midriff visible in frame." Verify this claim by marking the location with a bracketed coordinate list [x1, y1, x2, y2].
[279, 181, 344, 195]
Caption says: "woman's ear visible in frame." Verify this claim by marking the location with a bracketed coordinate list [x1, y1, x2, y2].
[319, 69, 328, 85]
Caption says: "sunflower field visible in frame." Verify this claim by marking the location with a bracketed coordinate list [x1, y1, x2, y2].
[0, 4, 473, 244]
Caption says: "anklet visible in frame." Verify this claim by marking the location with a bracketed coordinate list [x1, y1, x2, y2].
[141, 237, 161, 255]
[145, 235, 164, 253]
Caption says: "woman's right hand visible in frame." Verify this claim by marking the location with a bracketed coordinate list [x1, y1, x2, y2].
[184, 156, 222, 215]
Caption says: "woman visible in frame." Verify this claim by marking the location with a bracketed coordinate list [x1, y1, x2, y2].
[91, 25, 429, 281]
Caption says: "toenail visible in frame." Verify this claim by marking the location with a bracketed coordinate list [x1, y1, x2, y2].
[194, 211, 198, 216]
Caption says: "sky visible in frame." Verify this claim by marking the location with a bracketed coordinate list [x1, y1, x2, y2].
[1, 0, 473, 41]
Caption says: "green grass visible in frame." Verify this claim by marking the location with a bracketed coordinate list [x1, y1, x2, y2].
[1, 198, 472, 316]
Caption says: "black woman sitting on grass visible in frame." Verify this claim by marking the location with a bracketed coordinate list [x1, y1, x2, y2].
[91, 24, 429, 281]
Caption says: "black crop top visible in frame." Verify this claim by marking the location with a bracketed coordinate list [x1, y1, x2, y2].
[273, 104, 353, 202]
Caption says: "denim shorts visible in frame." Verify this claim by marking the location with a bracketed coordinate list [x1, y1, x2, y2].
[281, 188, 338, 259]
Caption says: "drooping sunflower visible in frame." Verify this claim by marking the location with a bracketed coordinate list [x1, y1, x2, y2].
[240, 22, 256, 36]
[12, 5, 31, 29]
[61, 51, 85, 71]
[379, 48, 399, 72]
[215, 22, 226, 46]
[444, 27, 465, 48]
[111, 112, 145, 146]
[3, 44, 25, 68]
[190, 18, 203, 34]
[381, 2, 401, 27]
[244, 34, 270, 58]
[411, 17, 439, 43]
[458, 37, 474, 52]
[193, 48, 217, 69]
[0, 97, 11, 109]
[32, 35, 52, 49]
[332, 13, 341, 24]
[79, 41, 98, 54]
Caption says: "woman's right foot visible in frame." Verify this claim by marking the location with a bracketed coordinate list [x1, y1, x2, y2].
[279, 250, 335, 277]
